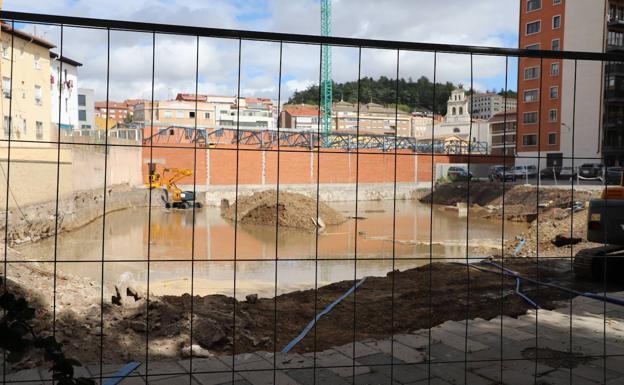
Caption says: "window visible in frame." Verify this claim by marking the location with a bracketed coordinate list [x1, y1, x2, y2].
[176, 110, 185, 118]
[526, 21, 541, 35]
[163, 110, 173, 118]
[21, 118, 26, 136]
[608, 31, 624, 47]
[78, 110, 87, 121]
[78, 94, 86, 106]
[548, 132, 557, 145]
[553, 0, 561, 4]
[523, 134, 538, 146]
[34, 53, 40, 69]
[189, 111, 196, 118]
[524, 67, 540, 80]
[527, 0, 541, 12]
[551, 39, 560, 51]
[36, 121, 43, 140]
[204, 112, 210, 119]
[34, 85, 42, 105]
[453, 127, 460, 133]
[553, 15, 561, 29]
[2, 76, 10, 98]
[3, 116, 10, 137]
[526, 43, 540, 50]
[524, 112, 538, 124]
[2, 42, 8, 59]
[524, 89, 539, 102]
[551, 62, 560, 76]
[459, 107, 463, 115]
[550, 86, 559, 99]
[549, 109, 558, 122]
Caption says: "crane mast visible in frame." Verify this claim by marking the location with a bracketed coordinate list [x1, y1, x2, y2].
[321, 0, 332, 144]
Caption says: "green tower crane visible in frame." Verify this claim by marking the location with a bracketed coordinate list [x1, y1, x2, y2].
[321, 0, 332, 145]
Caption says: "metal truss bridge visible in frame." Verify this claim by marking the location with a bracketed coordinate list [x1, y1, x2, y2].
[142, 125, 489, 155]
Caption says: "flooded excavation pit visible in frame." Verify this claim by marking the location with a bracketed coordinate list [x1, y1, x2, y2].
[16, 199, 527, 298]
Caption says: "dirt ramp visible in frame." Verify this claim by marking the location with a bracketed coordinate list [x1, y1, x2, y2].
[221, 190, 346, 230]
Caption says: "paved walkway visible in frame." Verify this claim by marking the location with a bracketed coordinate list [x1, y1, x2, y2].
[5, 293, 624, 384]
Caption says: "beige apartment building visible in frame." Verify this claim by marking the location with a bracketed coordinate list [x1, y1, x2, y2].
[332, 101, 412, 137]
[133, 98, 217, 134]
[0, 23, 55, 142]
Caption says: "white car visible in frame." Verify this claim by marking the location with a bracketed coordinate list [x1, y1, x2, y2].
[512, 165, 537, 178]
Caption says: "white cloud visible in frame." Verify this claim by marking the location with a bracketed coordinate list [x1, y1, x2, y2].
[6, 0, 519, 101]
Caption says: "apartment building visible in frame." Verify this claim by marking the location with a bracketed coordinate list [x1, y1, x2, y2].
[468, 92, 518, 120]
[280, 104, 319, 130]
[77, 88, 95, 129]
[517, 0, 611, 167]
[133, 99, 216, 130]
[332, 101, 412, 137]
[95, 101, 130, 122]
[0, 23, 55, 142]
[488, 109, 517, 156]
[50, 52, 82, 131]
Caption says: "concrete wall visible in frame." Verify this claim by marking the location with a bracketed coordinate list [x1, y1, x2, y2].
[0, 140, 142, 208]
[560, 0, 605, 166]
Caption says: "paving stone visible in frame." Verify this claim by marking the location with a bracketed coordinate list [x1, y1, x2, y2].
[429, 362, 494, 385]
[148, 373, 201, 385]
[236, 368, 301, 385]
[605, 356, 624, 376]
[406, 378, 452, 385]
[538, 368, 600, 385]
[256, 352, 314, 370]
[428, 342, 464, 362]
[573, 360, 623, 383]
[352, 370, 393, 385]
[145, 360, 188, 377]
[193, 372, 248, 385]
[285, 368, 351, 385]
[187, 357, 233, 385]
[430, 329, 488, 353]
[363, 340, 426, 364]
[334, 341, 381, 359]
[314, 348, 369, 377]
[355, 353, 427, 384]
[394, 334, 429, 350]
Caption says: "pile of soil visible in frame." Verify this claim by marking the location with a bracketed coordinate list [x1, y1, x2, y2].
[221, 190, 346, 231]
[419, 182, 598, 220]
[5, 254, 620, 372]
[504, 205, 601, 257]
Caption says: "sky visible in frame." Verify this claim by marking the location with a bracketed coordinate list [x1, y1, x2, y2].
[5, 0, 520, 102]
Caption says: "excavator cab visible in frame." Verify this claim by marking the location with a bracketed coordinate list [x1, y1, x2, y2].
[574, 168, 624, 281]
[146, 165, 202, 209]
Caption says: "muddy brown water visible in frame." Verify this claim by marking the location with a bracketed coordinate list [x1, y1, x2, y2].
[16, 200, 527, 298]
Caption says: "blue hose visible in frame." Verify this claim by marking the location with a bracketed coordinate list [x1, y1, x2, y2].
[513, 238, 526, 256]
[281, 276, 367, 353]
[484, 261, 624, 308]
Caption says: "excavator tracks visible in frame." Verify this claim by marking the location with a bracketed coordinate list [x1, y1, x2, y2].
[574, 245, 624, 281]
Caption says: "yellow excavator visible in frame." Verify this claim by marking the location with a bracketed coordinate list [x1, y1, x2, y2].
[574, 169, 624, 281]
[147, 166, 202, 209]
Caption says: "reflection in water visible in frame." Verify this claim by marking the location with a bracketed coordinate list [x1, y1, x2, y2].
[16, 200, 526, 298]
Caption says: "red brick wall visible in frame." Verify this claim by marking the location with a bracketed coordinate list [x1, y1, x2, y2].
[142, 145, 506, 186]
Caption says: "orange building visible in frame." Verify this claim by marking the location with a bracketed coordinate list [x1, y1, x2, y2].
[517, 0, 565, 164]
[517, 0, 622, 167]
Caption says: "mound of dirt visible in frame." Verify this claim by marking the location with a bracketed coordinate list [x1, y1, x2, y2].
[221, 190, 346, 230]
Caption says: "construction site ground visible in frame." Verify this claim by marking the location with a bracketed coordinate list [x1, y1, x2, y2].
[5, 291, 624, 384]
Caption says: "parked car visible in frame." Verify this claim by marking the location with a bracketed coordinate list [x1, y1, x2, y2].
[447, 166, 472, 181]
[512, 165, 537, 179]
[488, 165, 515, 182]
[539, 166, 561, 179]
[606, 167, 624, 185]
[559, 167, 577, 179]
[578, 163, 604, 179]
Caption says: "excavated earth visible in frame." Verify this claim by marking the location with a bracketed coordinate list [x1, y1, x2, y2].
[4, 251, 619, 373]
[221, 190, 347, 231]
